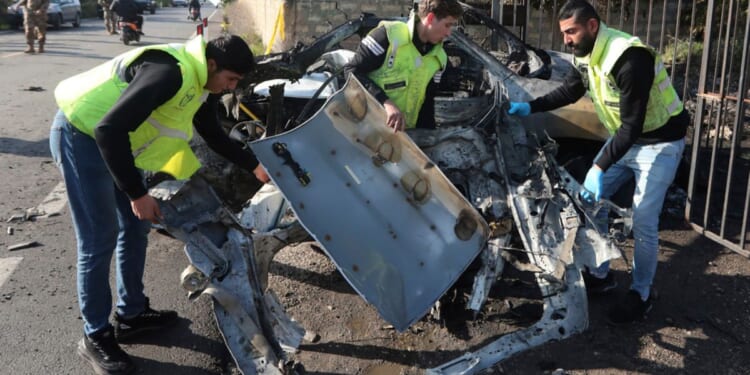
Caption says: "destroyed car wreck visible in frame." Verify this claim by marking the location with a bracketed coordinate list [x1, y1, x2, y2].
[151, 4, 632, 374]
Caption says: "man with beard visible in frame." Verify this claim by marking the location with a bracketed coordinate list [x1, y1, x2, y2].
[507, 0, 688, 324]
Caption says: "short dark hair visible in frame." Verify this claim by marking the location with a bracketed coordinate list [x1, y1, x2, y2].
[558, 0, 600, 24]
[418, 0, 463, 20]
[206, 34, 254, 75]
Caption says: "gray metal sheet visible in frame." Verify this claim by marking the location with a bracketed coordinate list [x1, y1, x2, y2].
[250, 76, 489, 331]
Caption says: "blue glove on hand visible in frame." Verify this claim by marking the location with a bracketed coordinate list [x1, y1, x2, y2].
[581, 166, 603, 202]
[507, 102, 531, 117]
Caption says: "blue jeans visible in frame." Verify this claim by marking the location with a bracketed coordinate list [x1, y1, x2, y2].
[588, 138, 685, 301]
[49, 110, 151, 336]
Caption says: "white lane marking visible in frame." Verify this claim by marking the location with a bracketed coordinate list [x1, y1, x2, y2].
[32, 182, 67, 218]
[1, 52, 25, 59]
[0, 257, 23, 291]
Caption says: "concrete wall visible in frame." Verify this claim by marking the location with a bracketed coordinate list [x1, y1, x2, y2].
[230, 0, 682, 55]
[225, 0, 286, 51]
[285, 0, 412, 49]
[228, 0, 413, 52]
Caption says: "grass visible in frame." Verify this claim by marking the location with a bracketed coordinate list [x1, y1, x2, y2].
[243, 31, 264, 56]
[662, 38, 704, 65]
[218, 5, 265, 56]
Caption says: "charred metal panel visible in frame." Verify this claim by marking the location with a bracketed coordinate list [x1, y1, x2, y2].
[250, 76, 490, 331]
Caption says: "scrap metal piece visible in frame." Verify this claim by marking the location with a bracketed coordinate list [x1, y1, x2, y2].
[180, 264, 209, 294]
[250, 76, 490, 331]
[154, 177, 305, 375]
[252, 225, 311, 291]
[7, 241, 40, 251]
[467, 236, 509, 313]
[429, 98, 617, 373]
[427, 266, 588, 374]
[26, 182, 67, 219]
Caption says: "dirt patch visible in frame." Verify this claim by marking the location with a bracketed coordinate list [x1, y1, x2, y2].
[261, 213, 750, 374]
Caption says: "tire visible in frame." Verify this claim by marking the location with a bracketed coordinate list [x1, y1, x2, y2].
[150, 7, 155, 14]
[72, 13, 80, 27]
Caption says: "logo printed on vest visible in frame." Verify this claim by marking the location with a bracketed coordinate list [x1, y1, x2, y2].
[179, 87, 197, 108]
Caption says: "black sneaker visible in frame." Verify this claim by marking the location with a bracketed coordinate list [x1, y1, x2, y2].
[114, 298, 178, 342]
[77, 327, 135, 375]
[607, 290, 653, 325]
[582, 270, 618, 294]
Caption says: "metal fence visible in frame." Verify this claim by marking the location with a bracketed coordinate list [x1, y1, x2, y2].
[481, 0, 750, 256]
[685, 0, 750, 257]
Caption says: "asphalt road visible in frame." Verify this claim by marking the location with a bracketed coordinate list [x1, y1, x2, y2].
[0, 7, 235, 375]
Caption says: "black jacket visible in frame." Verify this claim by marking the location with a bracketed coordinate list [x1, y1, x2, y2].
[110, 0, 139, 20]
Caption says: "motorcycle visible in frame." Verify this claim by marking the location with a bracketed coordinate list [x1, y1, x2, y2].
[118, 18, 141, 45]
[188, 7, 201, 22]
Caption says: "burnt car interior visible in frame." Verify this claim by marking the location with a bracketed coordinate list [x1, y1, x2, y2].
[150, 3, 637, 374]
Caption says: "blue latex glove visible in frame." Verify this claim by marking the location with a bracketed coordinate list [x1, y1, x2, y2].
[580, 166, 603, 202]
[507, 102, 531, 117]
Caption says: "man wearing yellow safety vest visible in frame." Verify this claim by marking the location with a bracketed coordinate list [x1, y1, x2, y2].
[344, 0, 463, 131]
[507, 0, 689, 324]
[49, 34, 269, 375]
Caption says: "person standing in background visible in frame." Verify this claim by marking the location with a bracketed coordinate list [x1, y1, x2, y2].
[12, 0, 49, 53]
[99, 0, 118, 35]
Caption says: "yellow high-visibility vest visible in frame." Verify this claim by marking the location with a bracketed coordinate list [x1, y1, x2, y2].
[367, 17, 447, 128]
[573, 23, 683, 135]
[55, 36, 209, 180]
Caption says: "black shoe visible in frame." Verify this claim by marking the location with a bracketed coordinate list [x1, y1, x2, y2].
[607, 290, 653, 325]
[582, 270, 618, 294]
[77, 327, 135, 375]
[137, 30, 144, 35]
[114, 298, 178, 341]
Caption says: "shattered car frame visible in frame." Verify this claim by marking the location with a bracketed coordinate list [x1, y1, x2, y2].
[153, 4, 631, 374]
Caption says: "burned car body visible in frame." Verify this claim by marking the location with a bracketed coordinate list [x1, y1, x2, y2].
[153, 5, 630, 374]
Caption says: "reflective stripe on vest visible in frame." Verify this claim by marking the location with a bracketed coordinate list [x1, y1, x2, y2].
[54, 36, 208, 179]
[132, 118, 191, 158]
[367, 17, 447, 128]
[573, 23, 683, 135]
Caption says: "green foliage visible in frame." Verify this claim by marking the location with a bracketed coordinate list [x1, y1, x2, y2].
[242, 32, 264, 56]
[80, 0, 98, 18]
[662, 38, 703, 65]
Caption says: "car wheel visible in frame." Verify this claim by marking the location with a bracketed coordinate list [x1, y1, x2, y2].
[150, 7, 155, 14]
[51, 13, 62, 29]
[72, 13, 80, 27]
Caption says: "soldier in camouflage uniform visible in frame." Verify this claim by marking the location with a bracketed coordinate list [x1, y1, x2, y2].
[99, 0, 117, 35]
[20, 0, 49, 53]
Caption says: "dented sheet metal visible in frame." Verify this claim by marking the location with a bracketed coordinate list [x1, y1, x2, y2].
[250, 76, 490, 331]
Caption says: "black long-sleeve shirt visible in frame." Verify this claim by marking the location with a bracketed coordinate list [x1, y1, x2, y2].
[343, 23, 441, 129]
[529, 47, 688, 171]
[93, 50, 259, 200]
[110, 0, 138, 20]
